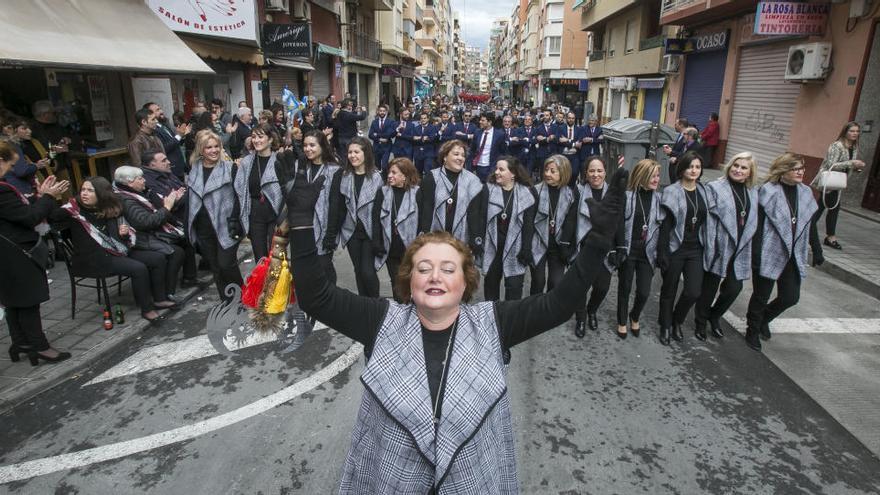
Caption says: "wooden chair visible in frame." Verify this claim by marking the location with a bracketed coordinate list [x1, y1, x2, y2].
[52, 231, 129, 319]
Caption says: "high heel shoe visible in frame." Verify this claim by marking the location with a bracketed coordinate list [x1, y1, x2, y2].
[629, 318, 640, 338]
[823, 237, 842, 250]
[616, 326, 628, 340]
[8, 345, 32, 362]
[27, 349, 72, 366]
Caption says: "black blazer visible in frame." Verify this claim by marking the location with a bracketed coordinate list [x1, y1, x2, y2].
[0, 184, 57, 307]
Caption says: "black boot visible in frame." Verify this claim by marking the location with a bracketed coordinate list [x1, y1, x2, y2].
[745, 326, 762, 351]
[759, 320, 771, 341]
[659, 327, 671, 346]
[574, 319, 586, 339]
[694, 321, 707, 341]
[587, 312, 598, 331]
[672, 324, 684, 342]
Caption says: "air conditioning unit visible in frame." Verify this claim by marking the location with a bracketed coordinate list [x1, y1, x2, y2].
[660, 54, 681, 74]
[785, 42, 832, 82]
[624, 77, 638, 91]
[290, 0, 308, 18]
[265, 0, 289, 12]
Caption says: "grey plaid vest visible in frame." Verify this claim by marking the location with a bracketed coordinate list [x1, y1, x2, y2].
[375, 185, 420, 270]
[703, 178, 758, 280]
[233, 151, 284, 234]
[756, 181, 818, 280]
[430, 167, 483, 242]
[481, 183, 535, 277]
[660, 181, 708, 254]
[186, 160, 238, 249]
[339, 170, 383, 246]
[532, 183, 575, 265]
[622, 190, 663, 268]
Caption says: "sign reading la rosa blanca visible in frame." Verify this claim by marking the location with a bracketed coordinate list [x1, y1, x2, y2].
[146, 0, 258, 42]
[754, 2, 830, 36]
[665, 30, 729, 54]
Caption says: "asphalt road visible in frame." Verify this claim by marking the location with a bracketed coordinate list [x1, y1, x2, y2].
[2, 253, 879, 495]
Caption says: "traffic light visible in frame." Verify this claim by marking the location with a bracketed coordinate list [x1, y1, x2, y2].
[544, 83, 551, 93]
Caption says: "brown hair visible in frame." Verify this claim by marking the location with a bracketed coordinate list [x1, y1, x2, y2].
[836, 120, 860, 145]
[395, 231, 480, 304]
[489, 155, 532, 186]
[628, 159, 660, 191]
[80, 176, 122, 218]
[388, 157, 420, 188]
[250, 122, 281, 151]
[579, 155, 606, 184]
[0, 140, 18, 162]
[764, 152, 804, 183]
[437, 139, 467, 168]
[543, 154, 572, 186]
[345, 136, 377, 175]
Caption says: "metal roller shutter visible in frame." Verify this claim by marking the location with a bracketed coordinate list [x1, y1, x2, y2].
[724, 42, 801, 177]
[268, 69, 302, 106]
[679, 50, 727, 131]
[312, 55, 332, 100]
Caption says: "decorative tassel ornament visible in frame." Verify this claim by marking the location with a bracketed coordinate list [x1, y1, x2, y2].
[241, 256, 270, 308]
[247, 221, 296, 334]
[264, 257, 291, 314]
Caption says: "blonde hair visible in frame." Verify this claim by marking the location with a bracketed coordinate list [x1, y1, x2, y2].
[723, 152, 758, 188]
[628, 159, 660, 191]
[764, 152, 803, 183]
[543, 154, 572, 186]
[190, 129, 222, 166]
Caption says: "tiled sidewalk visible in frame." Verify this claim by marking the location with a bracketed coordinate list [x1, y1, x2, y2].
[816, 208, 880, 299]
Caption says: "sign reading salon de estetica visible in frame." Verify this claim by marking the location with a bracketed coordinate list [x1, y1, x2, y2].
[147, 0, 258, 42]
[262, 23, 312, 58]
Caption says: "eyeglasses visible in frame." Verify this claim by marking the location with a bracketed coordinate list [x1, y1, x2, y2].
[791, 166, 806, 173]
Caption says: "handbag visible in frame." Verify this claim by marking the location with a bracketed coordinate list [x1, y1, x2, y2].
[0, 234, 49, 270]
[814, 163, 847, 209]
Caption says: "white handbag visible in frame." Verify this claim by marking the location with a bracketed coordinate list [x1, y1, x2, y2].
[815, 163, 847, 209]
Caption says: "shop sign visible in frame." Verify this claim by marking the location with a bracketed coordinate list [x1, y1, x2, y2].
[262, 23, 311, 58]
[665, 30, 729, 54]
[547, 79, 583, 85]
[146, 0, 258, 42]
[754, 2, 829, 36]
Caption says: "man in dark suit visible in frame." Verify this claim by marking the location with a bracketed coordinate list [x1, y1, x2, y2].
[500, 115, 520, 157]
[335, 99, 367, 164]
[470, 114, 505, 183]
[663, 117, 689, 182]
[580, 115, 603, 158]
[368, 104, 397, 172]
[144, 102, 190, 180]
[438, 110, 458, 145]
[516, 114, 537, 177]
[411, 112, 438, 174]
[228, 107, 254, 159]
[556, 112, 582, 183]
[534, 110, 555, 169]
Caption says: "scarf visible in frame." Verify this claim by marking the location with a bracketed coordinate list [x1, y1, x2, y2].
[114, 187, 185, 237]
[60, 198, 134, 256]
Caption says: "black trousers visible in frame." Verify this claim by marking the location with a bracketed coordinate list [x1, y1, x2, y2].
[575, 265, 611, 320]
[484, 255, 524, 301]
[347, 236, 380, 297]
[812, 190, 840, 237]
[248, 201, 278, 262]
[530, 252, 566, 295]
[178, 237, 197, 281]
[195, 224, 243, 301]
[5, 305, 50, 351]
[694, 258, 743, 328]
[616, 256, 654, 326]
[746, 258, 801, 331]
[659, 245, 704, 327]
[386, 255, 402, 302]
[106, 251, 166, 312]
[163, 244, 186, 295]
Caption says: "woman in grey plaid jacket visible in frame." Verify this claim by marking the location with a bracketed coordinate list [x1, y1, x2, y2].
[285, 166, 627, 494]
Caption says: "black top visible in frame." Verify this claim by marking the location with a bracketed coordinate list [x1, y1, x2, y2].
[249, 155, 271, 200]
[629, 189, 654, 258]
[589, 186, 604, 202]
[289, 227, 605, 418]
[417, 168, 485, 245]
[752, 181, 820, 267]
[681, 188, 706, 248]
[327, 171, 370, 243]
[547, 186, 560, 251]
[729, 180, 749, 239]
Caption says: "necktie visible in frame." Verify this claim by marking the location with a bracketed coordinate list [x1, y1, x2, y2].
[474, 131, 488, 167]
[569, 127, 573, 141]
[379, 118, 383, 130]
[507, 129, 510, 138]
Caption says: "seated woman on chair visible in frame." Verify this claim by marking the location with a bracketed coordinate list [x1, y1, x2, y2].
[51, 176, 176, 323]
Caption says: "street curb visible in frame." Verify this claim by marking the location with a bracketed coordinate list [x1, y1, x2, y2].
[815, 260, 880, 301]
[0, 281, 211, 414]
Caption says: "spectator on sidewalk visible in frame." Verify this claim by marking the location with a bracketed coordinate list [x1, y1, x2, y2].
[228, 107, 254, 160]
[700, 113, 720, 168]
[29, 100, 79, 180]
[1, 117, 48, 197]
[0, 141, 72, 366]
[334, 99, 367, 165]
[144, 102, 190, 180]
[127, 108, 162, 170]
[51, 176, 176, 323]
[114, 166, 187, 300]
[811, 121, 866, 250]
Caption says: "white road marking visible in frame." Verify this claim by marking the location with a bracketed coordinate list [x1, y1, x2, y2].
[723, 313, 880, 334]
[0, 343, 363, 484]
[86, 322, 328, 386]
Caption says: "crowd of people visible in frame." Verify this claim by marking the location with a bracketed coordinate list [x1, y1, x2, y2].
[0, 96, 863, 369]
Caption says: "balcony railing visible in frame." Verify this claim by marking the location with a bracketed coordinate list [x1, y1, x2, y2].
[639, 35, 665, 51]
[661, 0, 702, 16]
[348, 31, 382, 63]
[589, 50, 605, 61]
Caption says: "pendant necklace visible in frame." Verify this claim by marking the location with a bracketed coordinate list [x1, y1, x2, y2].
[500, 187, 514, 221]
[391, 189, 400, 228]
[432, 317, 459, 425]
[730, 184, 749, 227]
[636, 191, 649, 241]
[548, 188, 559, 236]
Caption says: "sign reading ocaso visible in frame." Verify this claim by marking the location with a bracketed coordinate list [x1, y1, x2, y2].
[754, 1, 830, 36]
[147, 0, 258, 42]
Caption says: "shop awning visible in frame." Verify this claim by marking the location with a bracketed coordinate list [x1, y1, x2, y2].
[266, 57, 315, 71]
[181, 35, 264, 66]
[0, 0, 213, 74]
[415, 75, 431, 86]
[637, 77, 666, 89]
[316, 43, 346, 58]
[549, 69, 589, 79]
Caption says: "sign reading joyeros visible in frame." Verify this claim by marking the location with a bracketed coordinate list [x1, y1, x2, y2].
[262, 23, 312, 58]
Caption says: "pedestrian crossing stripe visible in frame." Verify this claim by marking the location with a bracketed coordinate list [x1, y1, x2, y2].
[724, 313, 880, 335]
